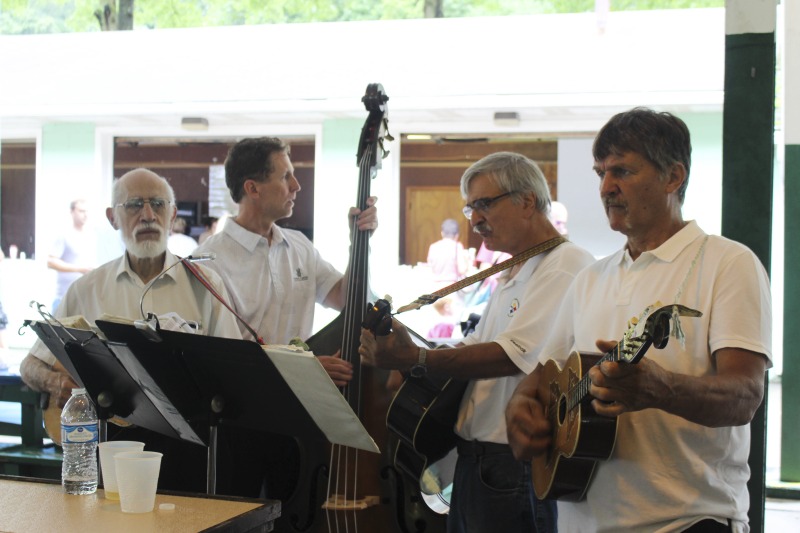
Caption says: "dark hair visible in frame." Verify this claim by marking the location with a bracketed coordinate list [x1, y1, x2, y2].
[593, 107, 692, 202]
[224, 137, 289, 203]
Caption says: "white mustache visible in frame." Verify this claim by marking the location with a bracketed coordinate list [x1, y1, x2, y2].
[135, 223, 162, 236]
[473, 223, 491, 235]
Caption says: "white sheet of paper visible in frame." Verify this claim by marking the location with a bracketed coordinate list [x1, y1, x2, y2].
[263, 346, 379, 454]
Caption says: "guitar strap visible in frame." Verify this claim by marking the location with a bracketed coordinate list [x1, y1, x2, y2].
[395, 235, 568, 314]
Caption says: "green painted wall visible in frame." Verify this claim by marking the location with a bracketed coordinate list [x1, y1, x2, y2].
[782, 143, 800, 481]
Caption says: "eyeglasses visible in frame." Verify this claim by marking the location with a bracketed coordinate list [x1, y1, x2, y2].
[462, 192, 515, 219]
[115, 197, 170, 215]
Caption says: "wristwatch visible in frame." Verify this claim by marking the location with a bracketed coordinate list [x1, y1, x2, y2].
[410, 347, 427, 377]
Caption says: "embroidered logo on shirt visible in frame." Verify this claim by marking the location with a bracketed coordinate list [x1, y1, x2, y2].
[294, 268, 309, 281]
[507, 298, 520, 317]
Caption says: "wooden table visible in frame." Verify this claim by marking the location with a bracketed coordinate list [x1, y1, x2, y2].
[0, 475, 280, 532]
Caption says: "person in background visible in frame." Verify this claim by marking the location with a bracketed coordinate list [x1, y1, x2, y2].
[360, 151, 595, 533]
[548, 200, 569, 237]
[48, 199, 96, 313]
[0, 248, 8, 372]
[167, 216, 198, 257]
[427, 218, 469, 288]
[20, 168, 242, 494]
[197, 216, 219, 245]
[427, 296, 457, 341]
[505, 107, 771, 532]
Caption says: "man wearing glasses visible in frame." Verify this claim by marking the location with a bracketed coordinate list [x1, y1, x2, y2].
[20, 167, 241, 492]
[359, 152, 594, 533]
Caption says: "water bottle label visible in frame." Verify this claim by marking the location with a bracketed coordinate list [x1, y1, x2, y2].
[61, 423, 99, 444]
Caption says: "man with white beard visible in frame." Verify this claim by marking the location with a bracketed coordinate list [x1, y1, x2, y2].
[20, 168, 241, 492]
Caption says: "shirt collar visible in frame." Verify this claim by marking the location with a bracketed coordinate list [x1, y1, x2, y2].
[115, 249, 182, 285]
[223, 217, 287, 252]
[620, 220, 704, 265]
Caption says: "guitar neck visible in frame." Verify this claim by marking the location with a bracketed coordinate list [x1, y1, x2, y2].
[568, 345, 620, 411]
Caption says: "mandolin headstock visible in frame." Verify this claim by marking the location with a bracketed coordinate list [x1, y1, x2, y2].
[616, 304, 703, 364]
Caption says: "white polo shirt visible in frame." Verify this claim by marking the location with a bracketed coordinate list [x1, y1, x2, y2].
[196, 219, 342, 345]
[31, 251, 242, 365]
[540, 221, 772, 533]
[456, 241, 595, 444]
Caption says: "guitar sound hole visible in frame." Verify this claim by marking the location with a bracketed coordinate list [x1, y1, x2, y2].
[558, 395, 567, 426]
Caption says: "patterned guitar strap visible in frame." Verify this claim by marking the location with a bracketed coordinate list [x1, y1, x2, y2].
[395, 236, 567, 314]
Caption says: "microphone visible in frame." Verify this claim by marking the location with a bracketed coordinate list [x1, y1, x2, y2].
[135, 253, 217, 341]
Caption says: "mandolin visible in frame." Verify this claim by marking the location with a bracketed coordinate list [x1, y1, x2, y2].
[532, 304, 702, 501]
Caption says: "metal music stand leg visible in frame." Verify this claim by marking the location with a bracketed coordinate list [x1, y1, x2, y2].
[206, 423, 217, 495]
[99, 418, 107, 443]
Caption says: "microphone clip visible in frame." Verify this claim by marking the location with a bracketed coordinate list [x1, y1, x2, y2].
[134, 312, 163, 342]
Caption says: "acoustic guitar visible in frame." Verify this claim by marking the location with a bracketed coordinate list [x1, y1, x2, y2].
[42, 362, 68, 446]
[532, 304, 702, 501]
[363, 298, 467, 489]
[43, 360, 131, 446]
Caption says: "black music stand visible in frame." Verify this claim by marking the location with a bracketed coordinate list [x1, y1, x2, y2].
[26, 320, 201, 447]
[94, 320, 378, 494]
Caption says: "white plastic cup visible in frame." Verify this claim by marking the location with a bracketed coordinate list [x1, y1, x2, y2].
[114, 451, 163, 513]
[98, 441, 145, 500]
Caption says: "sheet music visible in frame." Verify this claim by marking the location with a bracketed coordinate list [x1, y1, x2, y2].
[107, 343, 204, 446]
[263, 346, 379, 453]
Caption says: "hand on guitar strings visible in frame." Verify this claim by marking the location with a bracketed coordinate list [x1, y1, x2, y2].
[358, 318, 417, 371]
[317, 350, 354, 387]
[348, 196, 379, 237]
[587, 339, 671, 418]
[505, 366, 553, 462]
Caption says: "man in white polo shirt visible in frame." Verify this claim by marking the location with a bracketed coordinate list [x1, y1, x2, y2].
[506, 108, 771, 533]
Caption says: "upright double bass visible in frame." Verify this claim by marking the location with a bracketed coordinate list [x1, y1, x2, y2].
[277, 85, 446, 532]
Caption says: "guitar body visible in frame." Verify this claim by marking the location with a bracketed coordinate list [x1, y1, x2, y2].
[387, 374, 467, 483]
[532, 351, 617, 501]
[43, 392, 62, 445]
[43, 359, 71, 446]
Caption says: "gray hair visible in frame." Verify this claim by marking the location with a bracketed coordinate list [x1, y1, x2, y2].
[460, 152, 551, 213]
[111, 168, 176, 207]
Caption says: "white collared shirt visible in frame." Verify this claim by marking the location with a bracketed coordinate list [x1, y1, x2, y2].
[31, 251, 242, 365]
[195, 219, 342, 345]
[541, 221, 772, 532]
[455, 241, 595, 444]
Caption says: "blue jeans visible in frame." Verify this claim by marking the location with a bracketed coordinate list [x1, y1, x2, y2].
[447, 446, 557, 533]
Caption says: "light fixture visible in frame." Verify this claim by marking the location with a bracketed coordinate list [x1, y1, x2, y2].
[406, 134, 433, 140]
[181, 117, 209, 131]
[493, 111, 520, 127]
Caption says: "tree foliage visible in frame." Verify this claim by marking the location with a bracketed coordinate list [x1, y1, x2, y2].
[0, 0, 725, 35]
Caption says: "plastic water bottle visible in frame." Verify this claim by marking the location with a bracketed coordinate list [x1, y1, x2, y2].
[61, 388, 99, 495]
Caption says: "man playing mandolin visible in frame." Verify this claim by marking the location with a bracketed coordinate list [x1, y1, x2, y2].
[360, 152, 595, 533]
[505, 108, 771, 532]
